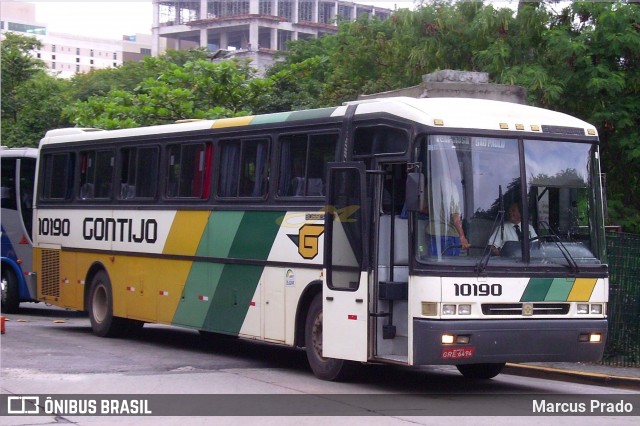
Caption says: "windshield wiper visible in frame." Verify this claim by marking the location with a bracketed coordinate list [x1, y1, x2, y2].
[538, 221, 580, 273]
[476, 186, 505, 274]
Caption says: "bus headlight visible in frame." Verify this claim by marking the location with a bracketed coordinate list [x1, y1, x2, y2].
[577, 303, 604, 314]
[590, 304, 603, 314]
[442, 304, 456, 315]
[458, 304, 471, 315]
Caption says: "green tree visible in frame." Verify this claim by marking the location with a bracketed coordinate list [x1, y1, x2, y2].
[68, 48, 211, 102]
[548, 1, 640, 232]
[265, 37, 335, 110]
[1, 33, 45, 121]
[1, 33, 72, 147]
[66, 58, 275, 129]
[271, 0, 640, 231]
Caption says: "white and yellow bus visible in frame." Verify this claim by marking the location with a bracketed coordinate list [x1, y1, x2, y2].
[33, 97, 608, 380]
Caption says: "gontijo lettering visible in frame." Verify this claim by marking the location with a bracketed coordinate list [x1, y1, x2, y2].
[82, 217, 158, 243]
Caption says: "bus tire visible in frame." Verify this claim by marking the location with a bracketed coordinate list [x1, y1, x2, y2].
[456, 363, 505, 380]
[1, 267, 20, 313]
[305, 293, 352, 381]
[88, 271, 122, 337]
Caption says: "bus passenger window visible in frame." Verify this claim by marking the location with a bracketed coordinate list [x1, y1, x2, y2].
[19, 158, 36, 238]
[1, 158, 17, 210]
[119, 146, 158, 200]
[353, 126, 408, 157]
[166, 143, 210, 199]
[278, 133, 337, 197]
[41, 152, 75, 200]
[218, 138, 269, 198]
[79, 149, 114, 200]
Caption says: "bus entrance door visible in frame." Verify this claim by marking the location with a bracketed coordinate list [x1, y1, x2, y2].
[322, 163, 368, 362]
[373, 163, 410, 364]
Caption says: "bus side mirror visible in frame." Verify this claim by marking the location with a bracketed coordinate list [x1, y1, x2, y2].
[405, 172, 425, 212]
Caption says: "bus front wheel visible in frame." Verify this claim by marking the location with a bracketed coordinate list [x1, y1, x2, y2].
[88, 271, 120, 337]
[87, 271, 145, 337]
[305, 293, 352, 381]
[456, 363, 505, 379]
[1, 267, 20, 313]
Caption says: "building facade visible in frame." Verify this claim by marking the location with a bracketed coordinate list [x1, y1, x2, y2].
[1, 1, 156, 78]
[152, 0, 391, 72]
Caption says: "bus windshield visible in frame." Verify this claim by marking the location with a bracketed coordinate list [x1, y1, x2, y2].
[415, 135, 604, 268]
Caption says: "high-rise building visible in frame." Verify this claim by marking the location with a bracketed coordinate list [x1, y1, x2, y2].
[152, 0, 391, 72]
[1, 1, 158, 78]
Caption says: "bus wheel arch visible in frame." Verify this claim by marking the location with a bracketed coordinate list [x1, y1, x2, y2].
[304, 292, 353, 381]
[84, 262, 107, 312]
[1, 263, 20, 313]
[294, 280, 322, 348]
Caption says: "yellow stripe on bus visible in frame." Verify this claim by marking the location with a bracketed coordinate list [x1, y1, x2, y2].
[163, 211, 210, 255]
[211, 116, 254, 129]
[567, 278, 598, 302]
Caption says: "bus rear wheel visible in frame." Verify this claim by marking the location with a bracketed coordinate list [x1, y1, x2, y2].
[456, 363, 505, 380]
[1, 267, 20, 313]
[305, 293, 352, 381]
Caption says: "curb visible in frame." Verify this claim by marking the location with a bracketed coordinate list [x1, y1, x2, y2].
[503, 363, 640, 391]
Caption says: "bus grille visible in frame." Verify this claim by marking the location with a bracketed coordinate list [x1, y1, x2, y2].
[481, 303, 570, 316]
[40, 249, 60, 298]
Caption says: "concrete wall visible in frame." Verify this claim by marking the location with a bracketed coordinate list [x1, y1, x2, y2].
[359, 70, 527, 104]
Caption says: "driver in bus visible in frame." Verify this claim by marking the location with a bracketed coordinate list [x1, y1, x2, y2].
[488, 202, 537, 256]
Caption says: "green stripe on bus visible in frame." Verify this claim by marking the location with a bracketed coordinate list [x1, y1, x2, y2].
[250, 111, 292, 125]
[172, 262, 225, 328]
[203, 211, 246, 258]
[203, 264, 264, 333]
[227, 211, 284, 260]
[172, 211, 245, 328]
[545, 278, 575, 301]
[287, 107, 337, 122]
[520, 277, 554, 302]
[204, 211, 284, 334]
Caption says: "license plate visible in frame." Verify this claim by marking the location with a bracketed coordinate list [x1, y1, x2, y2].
[441, 347, 475, 360]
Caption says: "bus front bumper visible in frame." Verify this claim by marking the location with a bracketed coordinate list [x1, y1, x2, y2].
[413, 318, 608, 365]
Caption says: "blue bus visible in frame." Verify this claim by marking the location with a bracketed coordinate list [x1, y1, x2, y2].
[1, 147, 38, 312]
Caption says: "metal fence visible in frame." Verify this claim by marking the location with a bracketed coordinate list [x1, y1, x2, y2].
[601, 232, 640, 367]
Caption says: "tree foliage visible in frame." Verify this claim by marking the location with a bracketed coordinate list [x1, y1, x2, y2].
[271, 0, 640, 232]
[66, 56, 275, 129]
[2, 1, 640, 231]
[1, 33, 73, 146]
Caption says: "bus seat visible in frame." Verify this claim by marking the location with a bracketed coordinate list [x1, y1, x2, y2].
[291, 177, 305, 196]
[468, 217, 494, 256]
[307, 178, 323, 196]
[120, 184, 135, 199]
[378, 215, 409, 266]
[80, 183, 94, 199]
